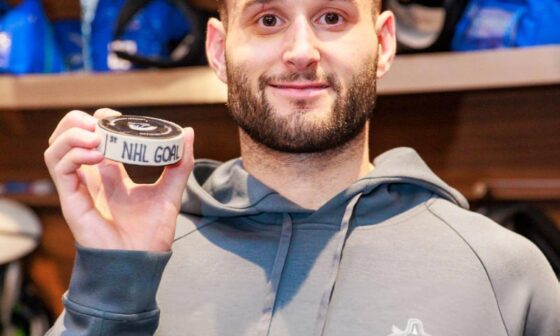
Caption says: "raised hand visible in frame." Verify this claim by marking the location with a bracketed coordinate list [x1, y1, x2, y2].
[44, 108, 194, 251]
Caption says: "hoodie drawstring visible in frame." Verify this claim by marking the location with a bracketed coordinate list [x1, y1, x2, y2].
[314, 193, 363, 336]
[255, 213, 293, 336]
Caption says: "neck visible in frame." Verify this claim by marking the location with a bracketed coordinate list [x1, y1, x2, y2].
[240, 123, 373, 210]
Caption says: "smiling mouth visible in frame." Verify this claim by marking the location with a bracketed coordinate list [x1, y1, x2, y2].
[267, 82, 331, 101]
[269, 82, 330, 90]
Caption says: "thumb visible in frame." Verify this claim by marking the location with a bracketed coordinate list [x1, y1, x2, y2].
[156, 127, 195, 203]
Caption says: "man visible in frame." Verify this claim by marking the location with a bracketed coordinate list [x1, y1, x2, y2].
[44, 0, 559, 335]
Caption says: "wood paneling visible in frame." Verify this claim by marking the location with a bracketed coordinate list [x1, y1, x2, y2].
[371, 85, 560, 199]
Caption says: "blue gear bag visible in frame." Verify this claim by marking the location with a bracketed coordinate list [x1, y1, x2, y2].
[0, 0, 64, 74]
[452, 0, 560, 51]
[90, 0, 193, 72]
[52, 19, 84, 71]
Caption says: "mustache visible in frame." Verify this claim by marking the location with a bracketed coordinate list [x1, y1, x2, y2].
[258, 70, 341, 92]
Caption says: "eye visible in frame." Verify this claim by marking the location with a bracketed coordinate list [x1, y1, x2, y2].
[258, 14, 280, 27]
[318, 12, 344, 25]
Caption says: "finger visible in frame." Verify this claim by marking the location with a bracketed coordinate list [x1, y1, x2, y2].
[97, 157, 129, 186]
[49, 110, 97, 145]
[74, 156, 129, 209]
[157, 127, 195, 202]
[45, 127, 101, 165]
[93, 108, 122, 120]
[50, 147, 104, 194]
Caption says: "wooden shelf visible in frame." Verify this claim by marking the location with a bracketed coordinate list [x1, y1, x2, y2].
[1, 46, 559, 110]
[381, 45, 560, 94]
[472, 179, 560, 202]
[0, 66, 228, 110]
[3, 194, 60, 207]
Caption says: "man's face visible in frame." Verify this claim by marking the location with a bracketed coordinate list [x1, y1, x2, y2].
[223, 0, 380, 153]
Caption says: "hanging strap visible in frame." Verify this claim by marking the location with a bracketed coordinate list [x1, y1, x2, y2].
[314, 193, 363, 336]
[254, 213, 293, 336]
[112, 0, 204, 68]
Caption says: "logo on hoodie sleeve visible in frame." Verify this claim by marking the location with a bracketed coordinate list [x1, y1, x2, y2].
[388, 318, 431, 336]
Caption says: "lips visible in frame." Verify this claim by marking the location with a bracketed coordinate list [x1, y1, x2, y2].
[269, 82, 330, 89]
[268, 82, 330, 100]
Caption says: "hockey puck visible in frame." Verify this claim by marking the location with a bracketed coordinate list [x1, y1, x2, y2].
[96, 115, 184, 166]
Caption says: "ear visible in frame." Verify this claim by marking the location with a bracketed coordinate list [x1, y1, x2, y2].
[206, 17, 228, 84]
[375, 11, 397, 79]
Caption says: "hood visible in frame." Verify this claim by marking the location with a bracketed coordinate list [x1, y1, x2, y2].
[181, 147, 468, 221]
[180, 147, 470, 336]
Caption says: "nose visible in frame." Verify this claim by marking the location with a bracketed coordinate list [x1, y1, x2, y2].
[282, 17, 320, 72]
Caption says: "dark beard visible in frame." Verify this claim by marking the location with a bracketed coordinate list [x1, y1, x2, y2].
[226, 58, 378, 153]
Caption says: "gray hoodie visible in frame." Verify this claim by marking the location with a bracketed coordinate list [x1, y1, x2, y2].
[49, 147, 559, 336]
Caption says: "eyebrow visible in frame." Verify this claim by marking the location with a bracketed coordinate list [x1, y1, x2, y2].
[239, 0, 278, 13]
[239, 0, 359, 13]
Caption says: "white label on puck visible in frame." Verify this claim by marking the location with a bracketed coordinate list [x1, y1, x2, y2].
[96, 115, 185, 166]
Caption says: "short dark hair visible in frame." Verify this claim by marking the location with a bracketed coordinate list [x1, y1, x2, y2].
[217, 0, 382, 25]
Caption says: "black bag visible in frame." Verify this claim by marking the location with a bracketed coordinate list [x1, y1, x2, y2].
[384, 0, 469, 53]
